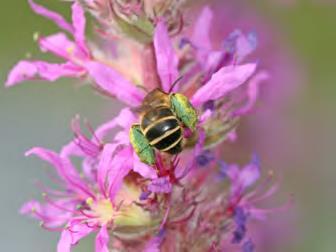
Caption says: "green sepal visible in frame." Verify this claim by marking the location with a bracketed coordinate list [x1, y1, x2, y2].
[129, 124, 155, 165]
[170, 93, 198, 130]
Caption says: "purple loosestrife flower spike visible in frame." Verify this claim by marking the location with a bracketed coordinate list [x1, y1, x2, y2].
[6, 1, 289, 251]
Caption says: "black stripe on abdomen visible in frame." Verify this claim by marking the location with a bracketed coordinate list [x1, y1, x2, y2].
[145, 118, 179, 142]
[153, 128, 182, 151]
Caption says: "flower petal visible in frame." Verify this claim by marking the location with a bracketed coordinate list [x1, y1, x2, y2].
[191, 6, 213, 51]
[97, 143, 119, 194]
[107, 147, 133, 200]
[28, 0, 73, 33]
[239, 158, 260, 189]
[20, 200, 41, 215]
[38, 33, 74, 59]
[133, 152, 157, 179]
[57, 229, 72, 252]
[70, 115, 101, 158]
[5, 61, 37, 86]
[21, 198, 77, 228]
[5, 60, 83, 87]
[226, 164, 240, 182]
[191, 63, 257, 107]
[153, 21, 179, 92]
[234, 71, 269, 116]
[60, 141, 83, 159]
[95, 226, 109, 252]
[71, 1, 89, 56]
[86, 61, 145, 107]
[57, 221, 94, 252]
[61, 108, 136, 159]
[224, 30, 258, 63]
[26, 147, 93, 198]
[95, 108, 137, 140]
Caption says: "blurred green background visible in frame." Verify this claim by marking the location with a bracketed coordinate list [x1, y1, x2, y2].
[0, 1, 335, 251]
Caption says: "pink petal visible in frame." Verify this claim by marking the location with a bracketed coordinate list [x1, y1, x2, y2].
[26, 147, 93, 198]
[153, 21, 179, 92]
[203, 50, 225, 75]
[95, 226, 109, 252]
[191, 6, 213, 51]
[114, 131, 130, 145]
[71, 115, 101, 158]
[61, 108, 136, 159]
[38, 33, 75, 59]
[21, 199, 76, 228]
[133, 152, 158, 179]
[224, 30, 258, 63]
[191, 63, 257, 107]
[5, 60, 83, 87]
[234, 71, 269, 116]
[5, 61, 37, 86]
[82, 158, 96, 181]
[71, 2, 89, 56]
[86, 61, 145, 107]
[226, 164, 240, 182]
[107, 147, 133, 200]
[95, 108, 137, 140]
[199, 109, 213, 126]
[97, 143, 119, 194]
[20, 200, 41, 215]
[57, 229, 72, 252]
[239, 162, 260, 189]
[57, 221, 94, 252]
[235, 32, 256, 62]
[60, 141, 83, 159]
[28, 0, 73, 33]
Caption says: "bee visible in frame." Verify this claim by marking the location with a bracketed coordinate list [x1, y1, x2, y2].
[129, 86, 198, 165]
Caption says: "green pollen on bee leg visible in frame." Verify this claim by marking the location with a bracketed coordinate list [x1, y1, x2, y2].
[170, 93, 198, 131]
[129, 124, 155, 165]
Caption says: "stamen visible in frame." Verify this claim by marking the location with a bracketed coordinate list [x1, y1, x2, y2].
[84, 119, 102, 147]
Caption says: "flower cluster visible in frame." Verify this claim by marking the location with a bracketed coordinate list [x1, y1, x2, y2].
[6, 1, 285, 251]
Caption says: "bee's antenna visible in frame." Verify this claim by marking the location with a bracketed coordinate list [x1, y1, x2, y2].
[169, 76, 184, 93]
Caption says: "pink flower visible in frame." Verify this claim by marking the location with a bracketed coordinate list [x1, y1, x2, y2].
[21, 144, 150, 252]
[216, 155, 291, 250]
[6, 0, 145, 107]
[6, 0, 89, 86]
[186, 6, 268, 115]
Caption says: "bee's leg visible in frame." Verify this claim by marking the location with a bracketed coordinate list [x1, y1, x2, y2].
[129, 124, 155, 165]
[169, 93, 198, 131]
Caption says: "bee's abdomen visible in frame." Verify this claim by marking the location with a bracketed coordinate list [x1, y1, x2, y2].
[141, 106, 182, 154]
